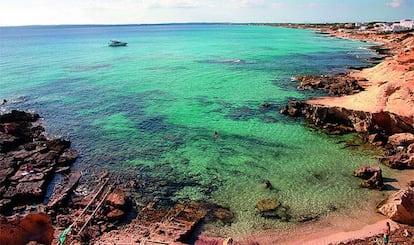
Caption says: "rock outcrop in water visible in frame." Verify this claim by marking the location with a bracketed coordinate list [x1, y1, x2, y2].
[280, 100, 414, 169]
[256, 198, 291, 221]
[258, 23, 414, 244]
[293, 73, 364, 96]
[353, 166, 384, 189]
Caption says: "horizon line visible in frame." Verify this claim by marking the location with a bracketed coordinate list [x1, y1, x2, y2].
[0, 20, 406, 28]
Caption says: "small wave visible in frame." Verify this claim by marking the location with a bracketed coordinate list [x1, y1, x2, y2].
[196, 59, 257, 65]
[0, 95, 31, 115]
[145, 66, 187, 71]
[1, 95, 29, 105]
[69, 63, 112, 72]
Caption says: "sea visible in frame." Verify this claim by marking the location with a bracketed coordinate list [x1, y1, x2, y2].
[0, 24, 388, 235]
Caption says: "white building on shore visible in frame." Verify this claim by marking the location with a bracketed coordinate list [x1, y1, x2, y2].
[400, 19, 414, 29]
[377, 19, 413, 32]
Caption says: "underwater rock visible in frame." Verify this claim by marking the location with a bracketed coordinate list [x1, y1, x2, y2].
[213, 208, 234, 224]
[256, 198, 280, 212]
[256, 199, 290, 220]
[261, 207, 290, 221]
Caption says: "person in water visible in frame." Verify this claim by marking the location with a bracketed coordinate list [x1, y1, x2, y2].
[213, 131, 219, 139]
[264, 180, 272, 189]
[383, 221, 391, 244]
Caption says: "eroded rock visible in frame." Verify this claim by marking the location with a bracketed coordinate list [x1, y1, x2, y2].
[388, 133, 414, 147]
[255, 198, 290, 220]
[0, 110, 78, 214]
[0, 212, 54, 245]
[353, 166, 384, 189]
[377, 189, 414, 225]
[106, 209, 125, 220]
[106, 188, 126, 208]
[256, 198, 280, 212]
[293, 74, 363, 96]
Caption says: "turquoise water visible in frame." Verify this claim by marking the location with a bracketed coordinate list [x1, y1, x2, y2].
[0, 24, 381, 234]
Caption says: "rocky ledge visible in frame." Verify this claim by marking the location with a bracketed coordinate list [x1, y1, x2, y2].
[293, 73, 365, 96]
[0, 110, 78, 214]
[281, 100, 414, 169]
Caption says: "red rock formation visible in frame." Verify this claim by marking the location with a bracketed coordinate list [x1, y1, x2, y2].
[388, 133, 414, 147]
[106, 188, 126, 208]
[293, 74, 364, 96]
[281, 101, 414, 169]
[377, 189, 414, 225]
[353, 166, 384, 189]
[0, 213, 54, 245]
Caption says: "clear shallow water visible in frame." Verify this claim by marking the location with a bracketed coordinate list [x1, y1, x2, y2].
[1, 24, 381, 234]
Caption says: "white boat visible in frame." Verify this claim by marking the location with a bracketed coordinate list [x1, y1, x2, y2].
[108, 40, 128, 47]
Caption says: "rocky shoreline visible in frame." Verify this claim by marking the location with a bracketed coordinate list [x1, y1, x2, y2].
[0, 110, 140, 244]
[0, 110, 79, 214]
[0, 110, 234, 244]
[278, 25, 414, 243]
[1, 25, 413, 244]
[281, 100, 414, 168]
[281, 28, 414, 168]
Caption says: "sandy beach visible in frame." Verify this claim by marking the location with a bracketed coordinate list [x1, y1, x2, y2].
[309, 30, 414, 118]
[197, 169, 413, 244]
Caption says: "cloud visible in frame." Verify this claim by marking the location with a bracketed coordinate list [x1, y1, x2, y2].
[387, 0, 401, 8]
[271, 2, 284, 8]
[140, 0, 205, 9]
[226, 0, 285, 9]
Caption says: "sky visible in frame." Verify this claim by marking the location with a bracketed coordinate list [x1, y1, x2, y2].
[0, 0, 413, 26]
